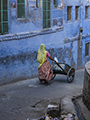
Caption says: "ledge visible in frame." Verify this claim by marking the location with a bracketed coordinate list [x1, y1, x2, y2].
[0, 26, 63, 42]
[64, 33, 90, 43]
[64, 36, 79, 43]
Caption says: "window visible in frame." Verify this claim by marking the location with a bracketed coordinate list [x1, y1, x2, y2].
[85, 43, 89, 56]
[54, 0, 57, 7]
[85, 6, 89, 19]
[0, 0, 8, 35]
[36, 0, 39, 8]
[17, 0, 25, 18]
[43, 0, 51, 28]
[67, 6, 72, 21]
[75, 6, 79, 20]
[53, 0, 59, 8]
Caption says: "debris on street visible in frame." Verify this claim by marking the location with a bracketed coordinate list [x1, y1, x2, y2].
[39, 113, 59, 120]
[39, 112, 75, 120]
[61, 113, 75, 120]
[39, 103, 60, 120]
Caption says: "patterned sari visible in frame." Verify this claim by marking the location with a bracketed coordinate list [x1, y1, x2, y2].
[38, 60, 53, 82]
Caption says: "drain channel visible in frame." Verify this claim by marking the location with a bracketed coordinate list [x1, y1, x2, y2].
[72, 99, 85, 120]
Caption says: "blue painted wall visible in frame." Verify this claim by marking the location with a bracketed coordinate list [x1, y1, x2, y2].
[0, 0, 90, 85]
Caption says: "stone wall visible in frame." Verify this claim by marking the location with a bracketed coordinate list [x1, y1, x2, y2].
[82, 61, 90, 111]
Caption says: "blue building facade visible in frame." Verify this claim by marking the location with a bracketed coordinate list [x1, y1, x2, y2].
[0, 0, 90, 85]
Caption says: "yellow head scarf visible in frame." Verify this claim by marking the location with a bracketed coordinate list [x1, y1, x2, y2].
[37, 44, 47, 68]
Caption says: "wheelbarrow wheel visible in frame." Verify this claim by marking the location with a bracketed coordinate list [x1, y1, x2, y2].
[51, 73, 56, 80]
[67, 68, 75, 83]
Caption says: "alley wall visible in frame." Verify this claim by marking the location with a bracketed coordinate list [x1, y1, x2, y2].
[0, 0, 90, 85]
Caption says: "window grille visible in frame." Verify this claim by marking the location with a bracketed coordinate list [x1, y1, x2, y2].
[43, 0, 51, 28]
[0, 0, 8, 35]
[17, 0, 25, 18]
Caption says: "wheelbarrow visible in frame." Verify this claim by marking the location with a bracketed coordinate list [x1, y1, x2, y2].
[51, 62, 75, 83]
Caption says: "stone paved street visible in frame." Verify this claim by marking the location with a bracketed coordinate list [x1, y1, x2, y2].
[0, 69, 85, 120]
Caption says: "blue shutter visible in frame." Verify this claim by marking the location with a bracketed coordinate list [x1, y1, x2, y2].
[17, 0, 25, 18]
[0, 0, 8, 35]
[43, 0, 51, 28]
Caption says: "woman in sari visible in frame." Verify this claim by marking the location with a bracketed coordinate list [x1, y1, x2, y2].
[37, 44, 57, 83]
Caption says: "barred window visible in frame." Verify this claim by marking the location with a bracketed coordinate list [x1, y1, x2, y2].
[17, 0, 25, 18]
[43, 0, 51, 28]
[0, 0, 8, 35]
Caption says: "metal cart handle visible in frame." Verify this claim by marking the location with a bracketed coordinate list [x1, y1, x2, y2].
[55, 62, 67, 74]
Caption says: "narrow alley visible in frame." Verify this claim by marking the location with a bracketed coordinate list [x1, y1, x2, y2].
[0, 69, 85, 120]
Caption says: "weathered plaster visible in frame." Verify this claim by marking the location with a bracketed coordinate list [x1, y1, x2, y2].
[0, 0, 90, 85]
[0, 29, 77, 85]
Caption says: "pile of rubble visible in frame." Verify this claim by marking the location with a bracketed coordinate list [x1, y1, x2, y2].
[39, 103, 75, 120]
[39, 113, 75, 120]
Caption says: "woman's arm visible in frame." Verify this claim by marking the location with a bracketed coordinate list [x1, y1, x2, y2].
[49, 56, 57, 63]
[46, 51, 57, 63]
